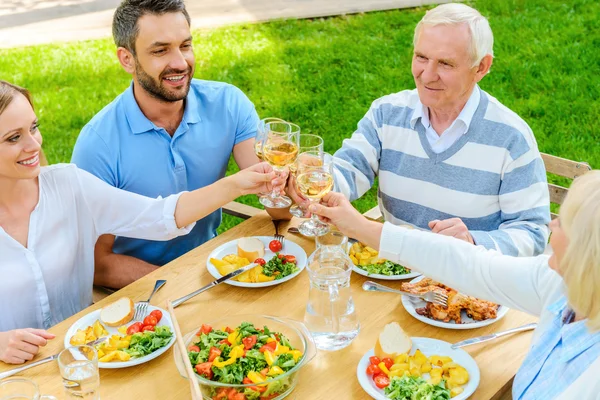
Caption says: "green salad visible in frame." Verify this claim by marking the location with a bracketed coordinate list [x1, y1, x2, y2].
[261, 254, 298, 280]
[385, 376, 451, 400]
[358, 260, 410, 276]
[124, 326, 173, 358]
[349, 241, 411, 276]
[188, 322, 303, 400]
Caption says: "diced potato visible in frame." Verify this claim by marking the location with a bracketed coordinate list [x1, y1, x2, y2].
[359, 259, 369, 266]
[413, 349, 428, 365]
[409, 366, 421, 377]
[92, 320, 107, 338]
[118, 326, 128, 335]
[430, 355, 453, 367]
[209, 258, 230, 268]
[389, 369, 407, 378]
[365, 246, 378, 255]
[216, 263, 238, 277]
[99, 351, 118, 362]
[420, 361, 432, 373]
[97, 349, 105, 358]
[350, 255, 359, 264]
[69, 331, 86, 346]
[448, 366, 469, 385]
[115, 351, 131, 361]
[359, 252, 370, 260]
[390, 363, 409, 371]
[258, 273, 275, 282]
[429, 368, 443, 385]
[442, 362, 460, 373]
[394, 354, 408, 364]
[450, 387, 464, 398]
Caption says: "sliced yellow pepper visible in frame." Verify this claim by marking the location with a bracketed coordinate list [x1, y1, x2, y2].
[264, 350, 276, 366]
[378, 362, 391, 376]
[266, 338, 276, 343]
[289, 350, 303, 362]
[228, 330, 240, 346]
[213, 357, 236, 368]
[229, 344, 245, 359]
[274, 344, 290, 355]
[267, 366, 284, 376]
[247, 371, 266, 384]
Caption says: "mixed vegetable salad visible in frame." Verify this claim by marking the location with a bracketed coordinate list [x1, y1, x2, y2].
[357, 260, 411, 276]
[188, 322, 304, 400]
[385, 376, 451, 400]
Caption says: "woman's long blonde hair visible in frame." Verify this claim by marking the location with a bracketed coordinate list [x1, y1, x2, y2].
[0, 81, 48, 165]
[560, 170, 600, 330]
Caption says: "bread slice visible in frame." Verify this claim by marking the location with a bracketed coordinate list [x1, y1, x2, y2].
[237, 237, 265, 262]
[374, 322, 412, 359]
[100, 297, 134, 327]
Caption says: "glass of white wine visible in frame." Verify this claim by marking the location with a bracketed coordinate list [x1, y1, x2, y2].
[256, 117, 286, 201]
[290, 134, 324, 218]
[259, 121, 300, 208]
[297, 152, 334, 237]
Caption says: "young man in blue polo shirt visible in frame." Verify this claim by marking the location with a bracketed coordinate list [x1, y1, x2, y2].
[72, 0, 282, 288]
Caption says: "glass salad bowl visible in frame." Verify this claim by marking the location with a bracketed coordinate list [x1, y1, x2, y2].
[173, 315, 317, 400]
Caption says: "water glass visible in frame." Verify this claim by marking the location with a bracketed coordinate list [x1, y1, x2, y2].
[58, 345, 100, 400]
[0, 378, 56, 400]
[303, 246, 359, 351]
[315, 230, 349, 251]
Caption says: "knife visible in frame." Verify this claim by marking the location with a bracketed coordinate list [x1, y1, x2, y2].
[172, 263, 260, 308]
[451, 322, 538, 349]
[0, 336, 108, 380]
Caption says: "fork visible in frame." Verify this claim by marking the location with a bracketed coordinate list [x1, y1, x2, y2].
[272, 219, 285, 246]
[134, 279, 166, 320]
[362, 280, 449, 307]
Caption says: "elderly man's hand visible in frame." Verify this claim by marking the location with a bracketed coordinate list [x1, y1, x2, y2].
[428, 218, 475, 244]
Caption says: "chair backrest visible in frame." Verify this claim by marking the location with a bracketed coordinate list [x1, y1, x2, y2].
[540, 152, 592, 219]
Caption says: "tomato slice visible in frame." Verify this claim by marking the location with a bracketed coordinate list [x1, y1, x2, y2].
[259, 341, 277, 353]
[369, 356, 381, 366]
[242, 335, 257, 350]
[195, 362, 213, 379]
[283, 255, 296, 264]
[366, 364, 381, 375]
[250, 385, 267, 393]
[143, 315, 158, 327]
[243, 378, 253, 385]
[225, 327, 234, 334]
[382, 357, 394, 369]
[141, 325, 154, 332]
[260, 367, 269, 377]
[199, 324, 213, 335]
[208, 346, 222, 362]
[149, 309, 163, 323]
[126, 322, 143, 335]
[219, 339, 231, 346]
[188, 345, 200, 353]
[269, 240, 282, 253]
[373, 373, 390, 389]
[254, 258, 266, 266]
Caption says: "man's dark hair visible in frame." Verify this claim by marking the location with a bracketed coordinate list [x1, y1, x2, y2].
[112, 0, 191, 54]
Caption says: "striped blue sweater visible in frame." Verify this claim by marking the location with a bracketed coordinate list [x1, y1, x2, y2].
[333, 88, 550, 256]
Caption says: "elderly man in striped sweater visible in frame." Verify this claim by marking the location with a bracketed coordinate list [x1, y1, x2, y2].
[295, 3, 550, 256]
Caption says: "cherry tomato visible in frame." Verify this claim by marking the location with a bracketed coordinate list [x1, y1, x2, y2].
[243, 378, 253, 385]
[254, 258, 266, 266]
[188, 345, 200, 352]
[208, 346, 222, 362]
[277, 254, 284, 259]
[242, 335, 257, 350]
[366, 364, 382, 375]
[219, 339, 231, 346]
[149, 309, 163, 323]
[249, 385, 267, 393]
[198, 324, 212, 335]
[260, 367, 269, 377]
[142, 325, 155, 332]
[195, 362, 213, 379]
[227, 389, 242, 400]
[283, 255, 296, 264]
[143, 315, 158, 327]
[269, 240, 282, 253]
[259, 341, 277, 353]
[382, 357, 394, 369]
[373, 373, 390, 389]
[126, 322, 143, 335]
[225, 326, 234, 334]
[369, 356, 381, 366]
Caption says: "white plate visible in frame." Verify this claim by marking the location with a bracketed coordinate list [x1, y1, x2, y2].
[401, 276, 509, 330]
[356, 338, 480, 400]
[206, 236, 307, 288]
[352, 265, 421, 281]
[64, 305, 175, 369]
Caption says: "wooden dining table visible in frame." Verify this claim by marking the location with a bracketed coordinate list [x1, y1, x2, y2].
[0, 213, 537, 399]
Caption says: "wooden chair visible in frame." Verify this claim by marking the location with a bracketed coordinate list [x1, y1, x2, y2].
[363, 152, 593, 222]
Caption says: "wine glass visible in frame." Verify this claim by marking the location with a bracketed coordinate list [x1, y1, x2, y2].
[256, 117, 286, 201]
[297, 152, 334, 237]
[259, 121, 300, 208]
[290, 134, 324, 218]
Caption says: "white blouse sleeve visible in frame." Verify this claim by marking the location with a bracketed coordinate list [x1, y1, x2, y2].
[378, 222, 561, 317]
[74, 167, 195, 240]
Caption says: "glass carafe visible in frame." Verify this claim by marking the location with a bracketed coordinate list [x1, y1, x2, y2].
[303, 245, 359, 351]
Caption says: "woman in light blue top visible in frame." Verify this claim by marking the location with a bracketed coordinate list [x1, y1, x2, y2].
[310, 171, 600, 399]
[0, 81, 283, 364]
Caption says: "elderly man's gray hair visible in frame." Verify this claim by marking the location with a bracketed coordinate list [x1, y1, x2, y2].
[112, 0, 191, 55]
[414, 3, 494, 67]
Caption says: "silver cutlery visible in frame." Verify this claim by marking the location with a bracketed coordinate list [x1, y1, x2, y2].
[134, 279, 166, 320]
[362, 280, 449, 307]
[272, 219, 285, 245]
[172, 263, 260, 308]
[0, 337, 107, 380]
[451, 322, 538, 349]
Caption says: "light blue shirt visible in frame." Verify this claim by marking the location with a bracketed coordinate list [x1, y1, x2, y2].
[513, 296, 600, 399]
[71, 79, 259, 266]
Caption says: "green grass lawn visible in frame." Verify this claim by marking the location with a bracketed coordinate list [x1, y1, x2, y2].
[0, 0, 598, 232]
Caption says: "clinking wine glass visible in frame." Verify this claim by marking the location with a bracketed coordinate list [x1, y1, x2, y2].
[259, 121, 300, 208]
[297, 152, 334, 237]
[290, 134, 324, 218]
[256, 117, 286, 200]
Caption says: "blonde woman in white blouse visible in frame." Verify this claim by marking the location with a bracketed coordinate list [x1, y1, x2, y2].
[0, 81, 283, 364]
[310, 171, 600, 399]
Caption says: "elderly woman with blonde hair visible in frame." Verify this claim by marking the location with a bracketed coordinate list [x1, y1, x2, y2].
[310, 171, 600, 399]
[0, 80, 282, 364]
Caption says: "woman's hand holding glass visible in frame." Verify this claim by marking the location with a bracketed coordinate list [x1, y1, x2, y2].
[296, 152, 335, 237]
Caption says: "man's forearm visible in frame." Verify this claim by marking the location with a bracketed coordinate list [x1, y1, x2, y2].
[94, 253, 158, 289]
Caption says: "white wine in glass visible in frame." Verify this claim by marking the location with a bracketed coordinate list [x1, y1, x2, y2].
[289, 134, 324, 218]
[254, 141, 264, 161]
[296, 170, 334, 200]
[297, 151, 334, 237]
[263, 141, 299, 168]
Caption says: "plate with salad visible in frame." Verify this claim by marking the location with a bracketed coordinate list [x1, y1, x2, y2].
[206, 236, 307, 288]
[357, 335, 480, 400]
[349, 241, 420, 280]
[177, 320, 309, 400]
[65, 301, 175, 369]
